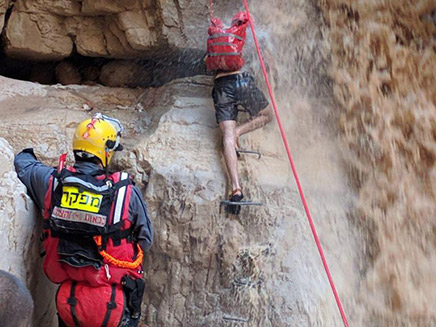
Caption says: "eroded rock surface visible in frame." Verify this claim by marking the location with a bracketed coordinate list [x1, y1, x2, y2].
[0, 51, 357, 327]
[0, 66, 358, 327]
[2, 0, 208, 60]
[0, 0, 363, 326]
[0, 137, 57, 327]
[0, 138, 37, 280]
[0, 0, 10, 32]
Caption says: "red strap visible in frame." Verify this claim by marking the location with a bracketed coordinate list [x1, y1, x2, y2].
[58, 153, 67, 173]
[209, 0, 214, 20]
[241, 1, 350, 326]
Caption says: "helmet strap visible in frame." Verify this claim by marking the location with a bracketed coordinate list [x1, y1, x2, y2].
[104, 149, 109, 178]
[104, 140, 114, 177]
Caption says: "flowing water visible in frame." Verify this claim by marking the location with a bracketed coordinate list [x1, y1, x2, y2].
[320, 1, 436, 326]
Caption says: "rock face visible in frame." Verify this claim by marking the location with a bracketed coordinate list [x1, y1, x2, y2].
[0, 0, 10, 33]
[1, 0, 435, 326]
[55, 61, 82, 85]
[0, 137, 57, 327]
[0, 0, 366, 326]
[2, 0, 208, 60]
[0, 56, 358, 327]
[5, 10, 73, 60]
[99, 60, 147, 87]
[0, 137, 37, 281]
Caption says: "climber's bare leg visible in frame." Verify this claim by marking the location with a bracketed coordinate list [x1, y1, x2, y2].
[235, 106, 273, 139]
[219, 120, 242, 195]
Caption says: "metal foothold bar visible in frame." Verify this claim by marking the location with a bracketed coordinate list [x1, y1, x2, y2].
[220, 200, 263, 206]
[236, 149, 262, 159]
[219, 200, 264, 214]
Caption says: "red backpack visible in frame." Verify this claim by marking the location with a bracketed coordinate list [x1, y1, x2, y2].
[57, 281, 124, 327]
[42, 166, 144, 287]
[205, 12, 249, 72]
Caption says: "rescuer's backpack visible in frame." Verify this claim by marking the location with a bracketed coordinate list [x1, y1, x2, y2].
[57, 281, 124, 327]
[206, 12, 249, 72]
[42, 165, 143, 287]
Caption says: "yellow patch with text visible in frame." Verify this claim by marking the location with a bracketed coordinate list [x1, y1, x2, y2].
[61, 186, 102, 213]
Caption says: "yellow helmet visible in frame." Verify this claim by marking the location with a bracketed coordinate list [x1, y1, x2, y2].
[73, 118, 118, 167]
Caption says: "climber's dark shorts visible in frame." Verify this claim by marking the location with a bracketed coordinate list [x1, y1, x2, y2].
[212, 72, 269, 124]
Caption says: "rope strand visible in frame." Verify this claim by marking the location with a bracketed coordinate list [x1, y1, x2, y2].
[241, 0, 350, 326]
[94, 236, 144, 269]
[209, 0, 214, 20]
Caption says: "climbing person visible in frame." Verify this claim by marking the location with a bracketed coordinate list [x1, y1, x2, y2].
[14, 113, 153, 327]
[206, 11, 273, 214]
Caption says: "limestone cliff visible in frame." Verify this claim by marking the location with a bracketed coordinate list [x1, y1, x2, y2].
[0, 62, 357, 326]
[0, 0, 399, 326]
[1, 0, 208, 60]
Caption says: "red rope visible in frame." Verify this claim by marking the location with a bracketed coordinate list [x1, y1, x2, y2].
[209, 0, 214, 20]
[241, 1, 350, 326]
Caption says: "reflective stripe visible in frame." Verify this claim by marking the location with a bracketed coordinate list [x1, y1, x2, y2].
[53, 177, 59, 192]
[209, 42, 237, 47]
[208, 33, 244, 41]
[113, 172, 128, 224]
[63, 176, 110, 193]
[207, 52, 242, 57]
[99, 114, 124, 134]
[52, 206, 107, 227]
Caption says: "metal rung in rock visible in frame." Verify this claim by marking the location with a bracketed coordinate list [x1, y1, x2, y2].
[220, 200, 263, 206]
[236, 149, 261, 159]
[219, 200, 263, 214]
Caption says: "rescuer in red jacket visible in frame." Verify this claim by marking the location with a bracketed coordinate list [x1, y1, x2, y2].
[14, 113, 153, 327]
[206, 12, 273, 214]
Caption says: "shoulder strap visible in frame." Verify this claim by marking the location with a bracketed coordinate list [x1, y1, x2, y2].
[52, 167, 76, 192]
[112, 172, 130, 225]
[67, 282, 81, 327]
[56, 168, 115, 195]
[208, 33, 245, 41]
[102, 284, 117, 327]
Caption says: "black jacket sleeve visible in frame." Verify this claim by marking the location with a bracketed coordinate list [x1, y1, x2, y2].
[13, 149, 55, 211]
[129, 185, 154, 252]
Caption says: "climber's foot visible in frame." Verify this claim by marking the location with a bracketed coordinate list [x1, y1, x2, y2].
[225, 188, 243, 215]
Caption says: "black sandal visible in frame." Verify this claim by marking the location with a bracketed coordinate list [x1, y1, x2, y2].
[225, 188, 244, 215]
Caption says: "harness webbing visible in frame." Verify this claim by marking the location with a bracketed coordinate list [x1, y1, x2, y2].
[240, 1, 350, 326]
[67, 282, 81, 327]
[207, 52, 241, 57]
[102, 284, 117, 327]
[208, 33, 245, 41]
[209, 42, 237, 47]
[113, 172, 129, 224]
